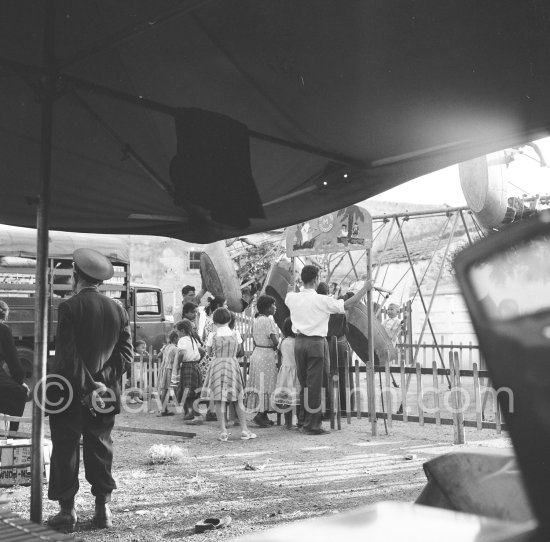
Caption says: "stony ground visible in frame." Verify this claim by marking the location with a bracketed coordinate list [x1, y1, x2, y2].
[5, 408, 512, 542]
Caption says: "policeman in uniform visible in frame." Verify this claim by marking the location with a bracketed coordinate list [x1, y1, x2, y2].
[47, 248, 133, 531]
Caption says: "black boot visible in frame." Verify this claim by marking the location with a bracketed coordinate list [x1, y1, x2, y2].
[205, 410, 218, 422]
[47, 499, 77, 533]
[252, 413, 270, 428]
[284, 411, 293, 429]
[92, 501, 113, 529]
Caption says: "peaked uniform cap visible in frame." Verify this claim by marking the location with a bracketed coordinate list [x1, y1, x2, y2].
[73, 248, 114, 282]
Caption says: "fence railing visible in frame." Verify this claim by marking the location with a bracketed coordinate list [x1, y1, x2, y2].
[124, 337, 504, 444]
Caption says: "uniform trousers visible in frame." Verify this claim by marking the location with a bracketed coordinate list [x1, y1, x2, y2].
[0, 377, 27, 431]
[294, 335, 329, 432]
[48, 401, 116, 504]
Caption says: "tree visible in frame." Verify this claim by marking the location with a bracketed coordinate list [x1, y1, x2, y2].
[226, 237, 285, 295]
[337, 205, 367, 242]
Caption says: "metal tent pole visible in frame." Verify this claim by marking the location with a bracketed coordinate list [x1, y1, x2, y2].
[366, 248, 377, 436]
[31, 0, 55, 523]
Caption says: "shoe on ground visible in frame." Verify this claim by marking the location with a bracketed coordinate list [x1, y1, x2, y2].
[241, 431, 257, 440]
[252, 414, 270, 428]
[205, 412, 218, 422]
[183, 411, 195, 421]
[47, 507, 77, 533]
[265, 418, 275, 426]
[92, 503, 112, 529]
[185, 417, 203, 425]
[128, 399, 137, 404]
[195, 516, 232, 533]
[159, 411, 175, 417]
[134, 397, 143, 404]
[302, 428, 331, 435]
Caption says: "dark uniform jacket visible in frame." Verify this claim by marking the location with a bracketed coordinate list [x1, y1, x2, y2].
[51, 288, 133, 415]
[0, 322, 27, 415]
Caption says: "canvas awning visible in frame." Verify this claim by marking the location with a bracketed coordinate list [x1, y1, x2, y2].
[1, 1, 550, 243]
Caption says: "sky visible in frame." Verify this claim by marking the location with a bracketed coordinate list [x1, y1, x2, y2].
[369, 137, 550, 206]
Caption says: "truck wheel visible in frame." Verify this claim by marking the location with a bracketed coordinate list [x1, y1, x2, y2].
[16, 347, 35, 398]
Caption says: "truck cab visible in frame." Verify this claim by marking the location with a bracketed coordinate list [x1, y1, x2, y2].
[130, 283, 172, 354]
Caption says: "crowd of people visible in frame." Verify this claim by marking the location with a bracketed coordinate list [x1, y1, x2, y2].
[150, 265, 378, 439]
[0, 249, 406, 533]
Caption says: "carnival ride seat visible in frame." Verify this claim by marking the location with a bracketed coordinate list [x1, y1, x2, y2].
[416, 448, 533, 522]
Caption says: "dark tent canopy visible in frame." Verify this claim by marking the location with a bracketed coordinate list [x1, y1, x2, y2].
[1, 1, 550, 243]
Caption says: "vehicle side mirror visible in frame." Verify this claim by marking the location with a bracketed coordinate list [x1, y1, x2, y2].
[454, 209, 550, 535]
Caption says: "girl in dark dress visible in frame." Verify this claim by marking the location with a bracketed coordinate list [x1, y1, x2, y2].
[0, 300, 29, 434]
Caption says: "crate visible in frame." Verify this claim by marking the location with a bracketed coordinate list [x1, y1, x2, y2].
[0, 439, 52, 487]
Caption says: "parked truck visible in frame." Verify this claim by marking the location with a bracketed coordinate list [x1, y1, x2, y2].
[0, 226, 172, 389]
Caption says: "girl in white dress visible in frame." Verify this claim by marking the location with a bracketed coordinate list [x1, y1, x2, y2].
[245, 295, 279, 428]
[273, 317, 301, 428]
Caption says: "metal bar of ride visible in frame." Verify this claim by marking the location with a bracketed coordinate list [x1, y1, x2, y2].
[412, 212, 460, 364]
[373, 218, 395, 285]
[347, 252, 360, 281]
[30, 0, 56, 524]
[371, 206, 469, 221]
[459, 209, 474, 246]
[409, 214, 452, 305]
[395, 217, 450, 385]
[338, 251, 366, 288]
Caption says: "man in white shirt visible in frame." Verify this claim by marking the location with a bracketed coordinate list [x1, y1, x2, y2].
[285, 265, 372, 435]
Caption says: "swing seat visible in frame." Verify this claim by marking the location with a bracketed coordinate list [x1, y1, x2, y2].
[416, 448, 533, 522]
[346, 303, 397, 364]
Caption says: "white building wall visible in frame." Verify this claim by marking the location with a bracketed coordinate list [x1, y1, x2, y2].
[410, 286, 480, 369]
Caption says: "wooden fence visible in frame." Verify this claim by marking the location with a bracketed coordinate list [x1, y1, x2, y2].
[124, 335, 505, 444]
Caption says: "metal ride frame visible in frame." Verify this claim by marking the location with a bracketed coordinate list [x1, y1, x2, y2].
[292, 205, 488, 438]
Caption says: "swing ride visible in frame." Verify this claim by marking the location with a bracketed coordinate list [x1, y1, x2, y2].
[194, 142, 550, 443]
[459, 143, 549, 229]
[200, 141, 550, 376]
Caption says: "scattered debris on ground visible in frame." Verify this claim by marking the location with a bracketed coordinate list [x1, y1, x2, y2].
[147, 443, 189, 464]
[7, 410, 512, 542]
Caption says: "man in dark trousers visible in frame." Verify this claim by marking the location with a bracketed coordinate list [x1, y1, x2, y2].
[47, 248, 133, 532]
[286, 265, 371, 435]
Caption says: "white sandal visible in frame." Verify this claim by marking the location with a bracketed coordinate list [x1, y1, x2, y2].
[241, 431, 257, 440]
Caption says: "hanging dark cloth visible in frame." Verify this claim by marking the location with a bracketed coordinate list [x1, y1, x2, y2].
[170, 108, 265, 228]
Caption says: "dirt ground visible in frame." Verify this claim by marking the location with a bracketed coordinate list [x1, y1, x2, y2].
[6, 408, 512, 542]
